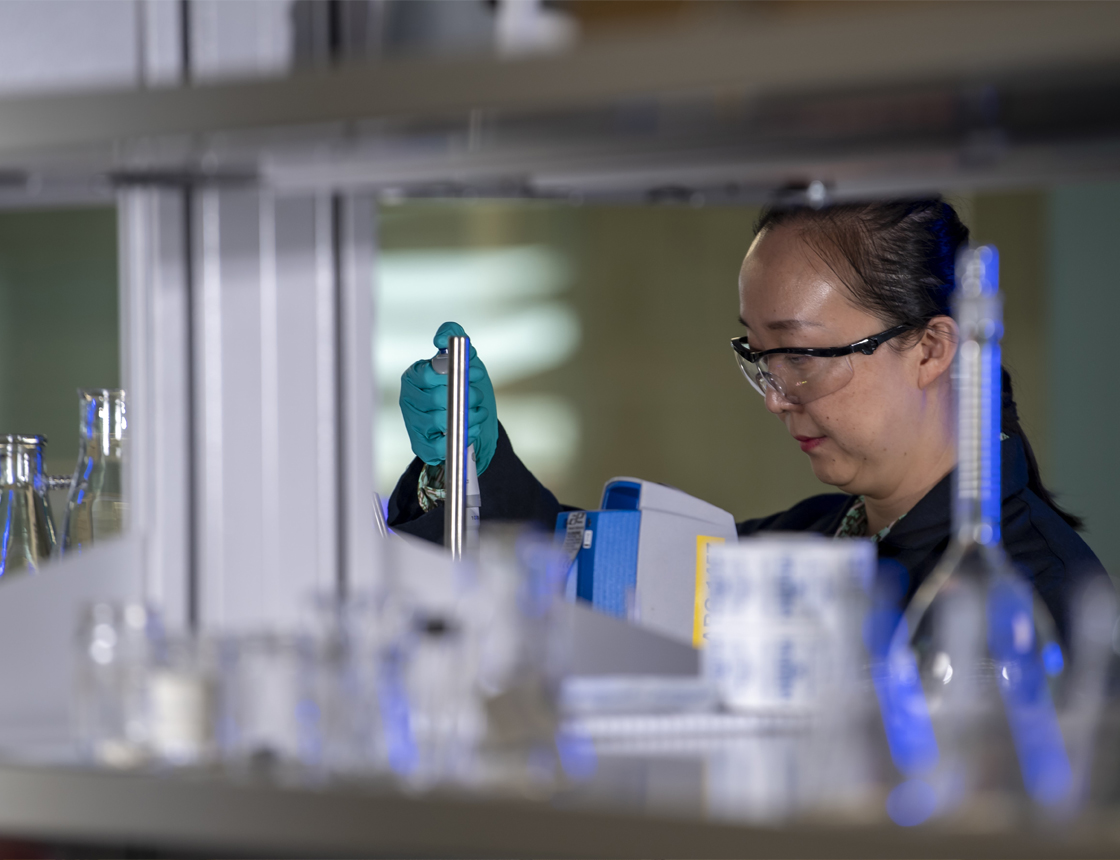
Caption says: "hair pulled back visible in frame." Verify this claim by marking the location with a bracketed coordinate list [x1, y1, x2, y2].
[754, 197, 1082, 530]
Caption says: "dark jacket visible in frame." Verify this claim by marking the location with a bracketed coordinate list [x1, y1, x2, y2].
[389, 424, 1106, 639]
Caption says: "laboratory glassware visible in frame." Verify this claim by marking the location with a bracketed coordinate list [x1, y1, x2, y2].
[75, 601, 224, 768]
[74, 601, 163, 767]
[305, 592, 390, 777]
[472, 525, 571, 789]
[218, 632, 318, 771]
[403, 608, 483, 786]
[0, 434, 63, 577]
[394, 539, 491, 788]
[62, 389, 126, 553]
[385, 524, 567, 789]
[1057, 576, 1117, 811]
[475, 526, 567, 726]
[146, 634, 222, 766]
[890, 246, 1070, 819]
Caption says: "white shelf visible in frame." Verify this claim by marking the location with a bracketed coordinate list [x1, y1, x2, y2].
[0, 3, 1118, 198]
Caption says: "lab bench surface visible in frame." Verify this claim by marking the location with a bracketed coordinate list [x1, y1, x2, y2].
[0, 761, 1117, 859]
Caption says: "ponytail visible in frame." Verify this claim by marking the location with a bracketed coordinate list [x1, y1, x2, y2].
[1001, 367, 1084, 530]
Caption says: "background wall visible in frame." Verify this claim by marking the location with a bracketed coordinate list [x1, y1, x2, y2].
[0, 206, 120, 478]
[1048, 182, 1120, 575]
[969, 191, 1051, 477]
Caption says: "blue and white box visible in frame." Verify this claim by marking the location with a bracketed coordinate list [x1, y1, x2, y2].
[557, 477, 738, 646]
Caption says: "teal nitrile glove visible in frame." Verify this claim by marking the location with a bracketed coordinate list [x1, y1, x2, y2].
[399, 321, 499, 475]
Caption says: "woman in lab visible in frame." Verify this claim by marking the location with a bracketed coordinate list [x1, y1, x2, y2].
[387, 198, 1103, 635]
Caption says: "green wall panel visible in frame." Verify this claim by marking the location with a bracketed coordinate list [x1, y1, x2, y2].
[0, 206, 120, 476]
[1048, 183, 1120, 574]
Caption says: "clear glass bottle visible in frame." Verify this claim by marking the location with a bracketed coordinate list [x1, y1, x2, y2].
[62, 389, 126, 553]
[890, 246, 1070, 819]
[0, 434, 58, 576]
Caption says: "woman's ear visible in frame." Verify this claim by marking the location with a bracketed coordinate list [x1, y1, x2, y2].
[916, 316, 957, 390]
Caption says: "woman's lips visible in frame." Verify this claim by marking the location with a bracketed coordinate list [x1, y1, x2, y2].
[795, 435, 826, 453]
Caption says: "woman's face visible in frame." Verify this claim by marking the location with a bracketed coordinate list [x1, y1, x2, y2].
[737, 225, 945, 499]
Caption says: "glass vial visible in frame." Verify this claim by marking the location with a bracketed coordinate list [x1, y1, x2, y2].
[62, 389, 126, 553]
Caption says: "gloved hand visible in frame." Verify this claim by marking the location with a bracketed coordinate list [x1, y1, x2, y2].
[399, 321, 499, 475]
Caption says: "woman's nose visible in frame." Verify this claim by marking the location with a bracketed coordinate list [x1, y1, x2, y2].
[764, 384, 795, 414]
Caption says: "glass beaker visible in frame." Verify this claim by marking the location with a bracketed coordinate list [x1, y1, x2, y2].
[74, 601, 162, 767]
[62, 389, 126, 553]
[0, 434, 58, 577]
[218, 632, 319, 771]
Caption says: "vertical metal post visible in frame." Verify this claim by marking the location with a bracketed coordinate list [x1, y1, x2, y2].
[443, 336, 469, 559]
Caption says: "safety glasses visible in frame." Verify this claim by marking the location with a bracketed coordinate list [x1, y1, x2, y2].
[730, 324, 913, 405]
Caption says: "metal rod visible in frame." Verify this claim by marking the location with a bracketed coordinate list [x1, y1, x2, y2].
[372, 492, 389, 539]
[443, 336, 469, 558]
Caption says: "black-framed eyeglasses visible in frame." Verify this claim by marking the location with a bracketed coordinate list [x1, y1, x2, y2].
[730, 324, 913, 405]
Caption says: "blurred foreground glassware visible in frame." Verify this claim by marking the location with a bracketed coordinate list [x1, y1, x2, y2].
[386, 524, 568, 790]
[887, 247, 1071, 823]
[218, 633, 318, 772]
[75, 602, 226, 769]
[0, 435, 60, 577]
[305, 593, 393, 777]
[1058, 577, 1117, 812]
[700, 535, 876, 821]
[472, 525, 569, 788]
[146, 634, 221, 766]
[62, 389, 126, 554]
[70, 527, 573, 787]
[75, 610, 376, 777]
[74, 601, 162, 768]
[401, 608, 481, 786]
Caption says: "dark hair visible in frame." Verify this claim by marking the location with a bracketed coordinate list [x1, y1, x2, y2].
[754, 198, 1083, 530]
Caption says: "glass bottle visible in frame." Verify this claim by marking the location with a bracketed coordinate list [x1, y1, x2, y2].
[0, 434, 58, 576]
[887, 246, 1070, 821]
[62, 389, 126, 554]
